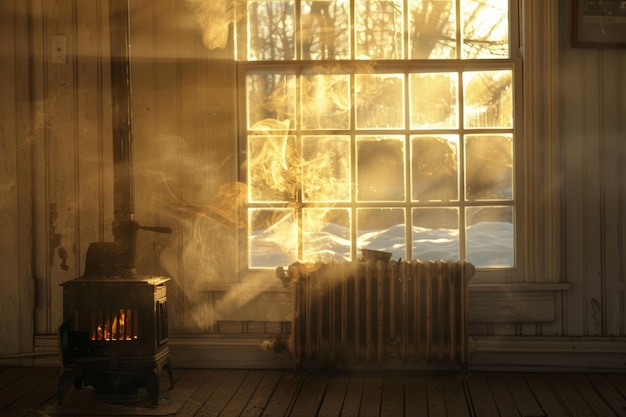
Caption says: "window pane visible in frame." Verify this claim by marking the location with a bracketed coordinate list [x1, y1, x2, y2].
[302, 135, 351, 202]
[465, 134, 513, 201]
[411, 135, 459, 202]
[247, 1, 296, 60]
[409, 0, 457, 59]
[462, 0, 508, 59]
[355, 74, 405, 129]
[248, 135, 299, 202]
[247, 73, 296, 129]
[249, 208, 298, 268]
[357, 208, 406, 260]
[355, 0, 404, 59]
[302, 208, 351, 262]
[463, 70, 513, 128]
[301, 1, 351, 59]
[412, 207, 459, 261]
[357, 135, 405, 202]
[466, 206, 514, 267]
[410, 72, 458, 129]
[301, 73, 351, 129]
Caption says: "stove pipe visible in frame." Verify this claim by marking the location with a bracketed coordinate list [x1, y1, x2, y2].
[83, 0, 170, 277]
[109, 0, 134, 226]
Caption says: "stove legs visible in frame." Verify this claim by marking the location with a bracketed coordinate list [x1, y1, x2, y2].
[57, 351, 174, 407]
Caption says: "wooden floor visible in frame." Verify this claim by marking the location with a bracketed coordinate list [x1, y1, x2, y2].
[1, 366, 626, 417]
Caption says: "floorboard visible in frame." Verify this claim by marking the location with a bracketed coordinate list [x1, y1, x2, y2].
[501, 373, 544, 417]
[523, 373, 569, 417]
[1, 367, 625, 416]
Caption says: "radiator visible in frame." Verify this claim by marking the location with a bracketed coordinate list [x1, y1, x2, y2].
[277, 259, 475, 368]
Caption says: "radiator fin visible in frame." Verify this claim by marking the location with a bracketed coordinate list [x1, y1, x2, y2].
[284, 260, 474, 368]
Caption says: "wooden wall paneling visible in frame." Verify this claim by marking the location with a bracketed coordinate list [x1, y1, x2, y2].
[45, 0, 79, 333]
[30, 0, 50, 336]
[601, 50, 624, 337]
[0, 0, 21, 356]
[178, 0, 207, 333]
[581, 49, 604, 336]
[75, 0, 106, 277]
[99, 0, 115, 249]
[614, 53, 626, 336]
[561, 27, 586, 335]
[15, 0, 35, 361]
[203, 26, 239, 286]
[131, 0, 161, 277]
[153, 0, 184, 331]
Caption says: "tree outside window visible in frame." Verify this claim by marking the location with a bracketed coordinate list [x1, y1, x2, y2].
[238, 0, 518, 270]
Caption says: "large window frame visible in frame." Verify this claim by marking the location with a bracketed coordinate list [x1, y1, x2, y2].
[235, 1, 561, 285]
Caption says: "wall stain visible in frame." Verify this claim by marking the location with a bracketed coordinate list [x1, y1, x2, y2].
[590, 298, 602, 334]
[49, 203, 69, 270]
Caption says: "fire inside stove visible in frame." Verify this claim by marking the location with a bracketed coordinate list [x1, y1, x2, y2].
[89, 308, 139, 341]
[66, 289, 168, 345]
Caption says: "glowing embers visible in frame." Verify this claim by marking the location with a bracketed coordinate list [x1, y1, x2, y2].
[79, 308, 140, 342]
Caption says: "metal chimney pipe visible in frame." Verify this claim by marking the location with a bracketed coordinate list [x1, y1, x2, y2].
[109, 0, 134, 225]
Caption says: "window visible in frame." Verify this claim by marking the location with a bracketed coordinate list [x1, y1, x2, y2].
[237, 0, 521, 272]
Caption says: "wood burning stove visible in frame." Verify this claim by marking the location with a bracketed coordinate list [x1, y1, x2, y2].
[58, 0, 174, 407]
[58, 272, 173, 406]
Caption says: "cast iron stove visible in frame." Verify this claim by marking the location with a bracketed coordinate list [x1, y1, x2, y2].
[58, 0, 174, 407]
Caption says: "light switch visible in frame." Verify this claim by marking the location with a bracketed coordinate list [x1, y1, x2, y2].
[52, 35, 67, 64]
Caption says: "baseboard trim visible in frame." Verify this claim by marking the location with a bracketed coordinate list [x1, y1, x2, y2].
[30, 334, 626, 371]
[468, 336, 626, 372]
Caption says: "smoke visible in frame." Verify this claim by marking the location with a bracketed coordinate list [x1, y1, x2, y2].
[186, 0, 246, 50]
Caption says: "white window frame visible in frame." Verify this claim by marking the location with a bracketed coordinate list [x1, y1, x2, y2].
[235, 0, 562, 286]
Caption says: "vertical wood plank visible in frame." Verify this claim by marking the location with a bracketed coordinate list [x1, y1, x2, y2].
[45, 0, 79, 334]
[153, 0, 184, 331]
[621, 51, 626, 338]
[30, 0, 50, 337]
[131, 0, 160, 277]
[14, 0, 35, 363]
[581, 47, 604, 336]
[599, 50, 626, 336]
[561, 1, 587, 337]
[0, 0, 21, 357]
[75, 0, 105, 277]
[601, 49, 626, 337]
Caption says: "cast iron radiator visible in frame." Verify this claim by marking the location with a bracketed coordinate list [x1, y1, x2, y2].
[277, 260, 475, 368]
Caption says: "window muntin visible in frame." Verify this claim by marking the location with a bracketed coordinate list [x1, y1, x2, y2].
[240, 0, 509, 61]
[240, 0, 517, 270]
